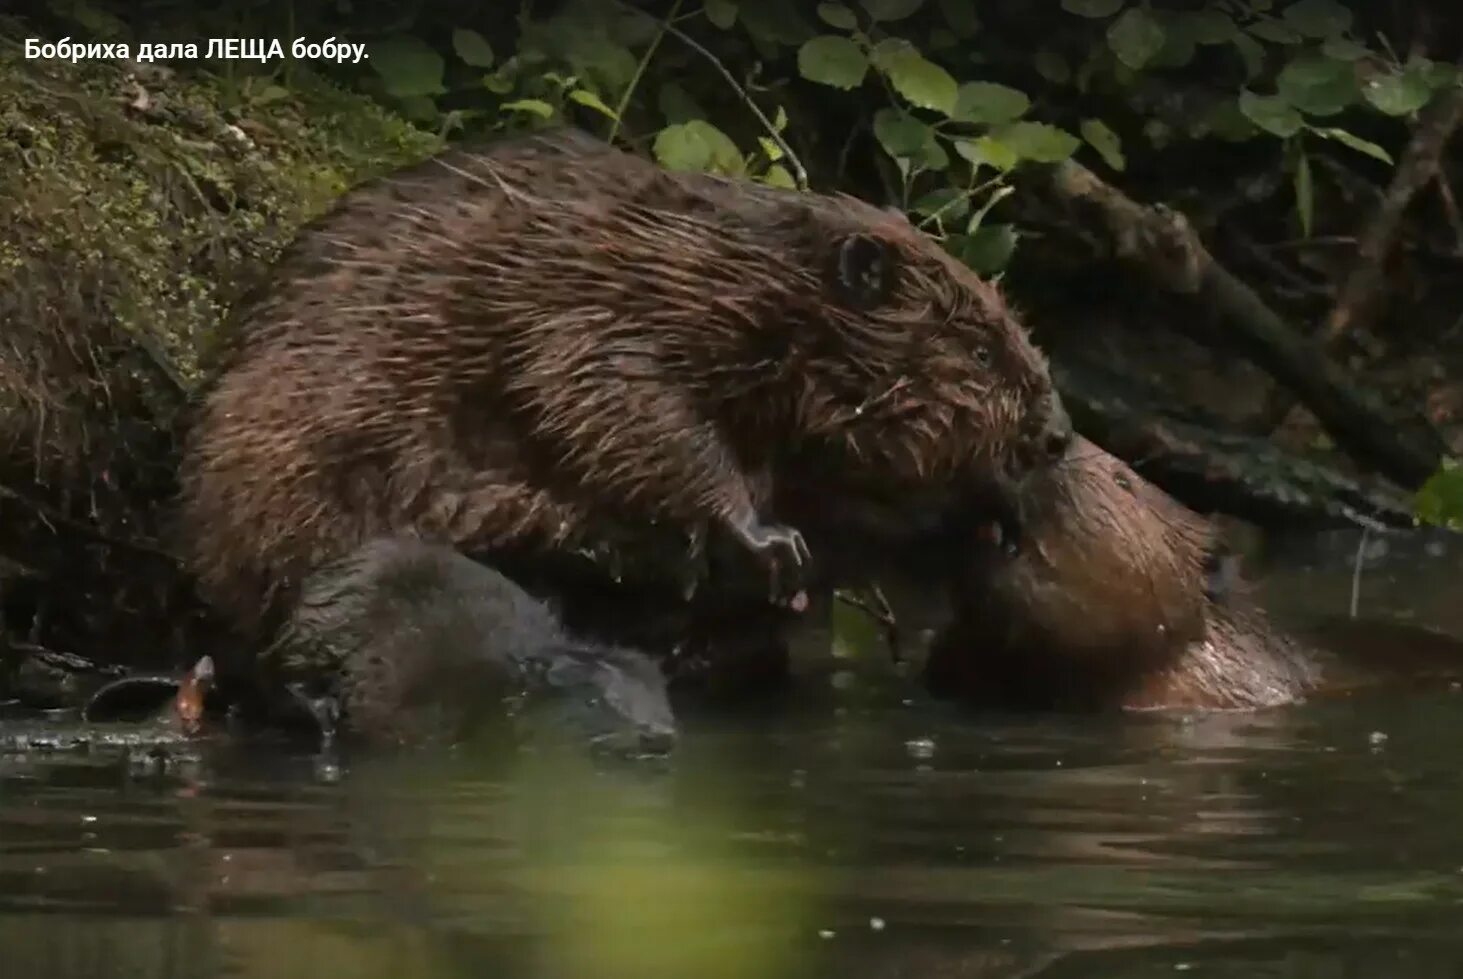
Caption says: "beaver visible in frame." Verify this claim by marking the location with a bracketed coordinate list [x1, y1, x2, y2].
[177, 126, 1070, 636]
[925, 436, 1324, 711]
[254, 536, 677, 754]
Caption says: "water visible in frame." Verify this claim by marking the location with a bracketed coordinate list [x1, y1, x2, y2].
[4, 528, 1463, 978]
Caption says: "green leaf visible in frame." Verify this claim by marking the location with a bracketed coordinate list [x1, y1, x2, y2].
[761, 164, 798, 188]
[871, 39, 959, 114]
[654, 120, 744, 174]
[797, 35, 871, 89]
[1276, 52, 1358, 116]
[1309, 126, 1394, 164]
[500, 98, 555, 118]
[568, 88, 619, 120]
[937, 0, 980, 37]
[1107, 8, 1167, 71]
[1247, 19, 1301, 44]
[954, 135, 1019, 172]
[861, 0, 926, 21]
[1293, 147, 1313, 237]
[873, 108, 934, 158]
[1239, 90, 1304, 137]
[1321, 36, 1369, 61]
[1081, 118, 1126, 171]
[913, 187, 971, 224]
[993, 121, 1081, 163]
[1034, 49, 1071, 84]
[482, 69, 514, 95]
[1187, 10, 1238, 44]
[1231, 33, 1266, 78]
[870, 115, 948, 171]
[704, 0, 738, 29]
[918, 139, 950, 170]
[951, 224, 1019, 276]
[1281, 0, 1352, 38]
[1415, 459, 1463, 530]
[370, 35, 447, 98]
[1363, 69, 1433, 116]
[818, 2, 860, 29]
[757, 136, 784, 161]
[951, 81, 1030, 125]
[1061, 0, 1124, 18]
[451, 28, 495, 68]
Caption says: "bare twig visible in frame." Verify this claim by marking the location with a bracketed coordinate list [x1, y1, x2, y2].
[835, 585, 903, 662]
[611, 0, 809, 189]
[607, 0, 682, 146]
[1435, 170, 1463, 253]
[1321, 84, 1463, 347]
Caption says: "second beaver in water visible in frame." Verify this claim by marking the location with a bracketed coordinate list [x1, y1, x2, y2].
[925, 437, 1327, 711]
[255, 537, 677, 754]
[177, 127, 1071, 637]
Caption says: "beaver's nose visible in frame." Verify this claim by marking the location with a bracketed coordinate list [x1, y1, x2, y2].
[1040, 390, 1074, 459]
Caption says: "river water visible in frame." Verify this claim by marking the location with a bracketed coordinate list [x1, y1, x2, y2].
[3, 527, 1463, 978]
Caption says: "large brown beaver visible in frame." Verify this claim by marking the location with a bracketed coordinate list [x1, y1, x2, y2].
[177, 127, 1070, 636]
[925, 437, 1329, 711]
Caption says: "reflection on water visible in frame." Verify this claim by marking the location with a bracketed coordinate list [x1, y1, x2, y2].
[5, 528, 1463, 979]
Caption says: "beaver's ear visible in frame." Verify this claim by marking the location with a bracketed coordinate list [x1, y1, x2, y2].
[828, 233, 899, 308]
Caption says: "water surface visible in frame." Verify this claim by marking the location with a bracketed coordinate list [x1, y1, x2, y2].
[4, 528, 1463, 978]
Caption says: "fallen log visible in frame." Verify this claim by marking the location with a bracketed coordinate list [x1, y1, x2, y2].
[1039, 159, 1449, 490]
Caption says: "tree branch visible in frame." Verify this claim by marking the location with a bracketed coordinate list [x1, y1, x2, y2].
[1321, 84, 1463, 346]
[1041, 159, 1447, 489]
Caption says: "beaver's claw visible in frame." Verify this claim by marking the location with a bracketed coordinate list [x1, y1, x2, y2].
[730, 516, 811, 608]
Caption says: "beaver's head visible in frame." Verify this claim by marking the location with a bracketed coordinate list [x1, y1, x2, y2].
[927, 437, 1217, 706]
[783, 204, 1071, 501]
[528, 642, 677, 759]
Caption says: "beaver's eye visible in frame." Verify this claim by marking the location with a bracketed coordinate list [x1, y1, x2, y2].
[973, 346, 993, 368]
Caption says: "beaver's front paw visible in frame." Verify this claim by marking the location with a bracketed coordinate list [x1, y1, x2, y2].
[728, 515, 812, 609]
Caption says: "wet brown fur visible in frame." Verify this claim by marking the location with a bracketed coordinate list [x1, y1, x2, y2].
[928, 436, 1321, 711]
[178, 127, 1060, 631]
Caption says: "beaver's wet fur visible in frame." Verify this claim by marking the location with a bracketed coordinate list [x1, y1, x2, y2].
[927, 437, 1321, 711]
[259, 537, 677, 753]
[177, 127, 1069, 636]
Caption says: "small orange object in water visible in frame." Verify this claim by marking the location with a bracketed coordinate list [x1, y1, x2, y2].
[173, 656, 215, 736]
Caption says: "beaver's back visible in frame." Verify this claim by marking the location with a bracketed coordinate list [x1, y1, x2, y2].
[180, 126, 1063, 633]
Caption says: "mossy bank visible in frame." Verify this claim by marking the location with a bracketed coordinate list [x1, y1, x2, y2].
[0, 21, 439, 698]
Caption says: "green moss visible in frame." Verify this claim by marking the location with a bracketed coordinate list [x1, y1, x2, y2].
[0, 32, 439, 457]
[0, 24, 442, 672]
